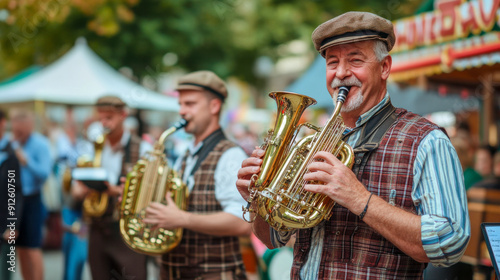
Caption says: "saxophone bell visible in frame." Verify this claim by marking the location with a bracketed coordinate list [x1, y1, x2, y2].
[120, 119, 189, 255]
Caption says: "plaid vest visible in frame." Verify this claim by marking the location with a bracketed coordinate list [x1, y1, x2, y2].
[291, 108, 440, 279]
[162, 139, 246, 279]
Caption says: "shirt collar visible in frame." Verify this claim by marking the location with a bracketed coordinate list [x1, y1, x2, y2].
[106, 130, 131, 152]
[187, 141, 203, 157]
[186, 128, 224, 157]
[120, 130, 131, 147]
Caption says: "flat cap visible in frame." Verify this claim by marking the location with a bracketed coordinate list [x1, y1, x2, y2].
[175, 70, 227, 100]
[312, 11, 395, 57]
[95, 95, 127, 109]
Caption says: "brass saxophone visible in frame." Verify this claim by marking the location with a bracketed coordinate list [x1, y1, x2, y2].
[243, 86, 355, 231]
[120, 119, 188, 255]
[82, 133, 109, 217]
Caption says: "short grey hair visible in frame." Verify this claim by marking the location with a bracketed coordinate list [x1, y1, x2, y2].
[373, 40, 389, 62]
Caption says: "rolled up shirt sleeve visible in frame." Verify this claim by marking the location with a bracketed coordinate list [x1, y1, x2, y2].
[412, 130, 470, 266]
[214, 146, 250, 219]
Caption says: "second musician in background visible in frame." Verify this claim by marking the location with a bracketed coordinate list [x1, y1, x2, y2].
[143, 70, 251, 280]
[72, 95, 151, 280]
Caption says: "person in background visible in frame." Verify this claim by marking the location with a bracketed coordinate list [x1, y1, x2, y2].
[460, 144, 497, 191]
[473, 144, 496, 178]
[143, 70, 252, 279]
[237, 12, 470, 279]
[468, 148, 500, 191]
[0, 110, 23, 280]
[71, 95, 151, 280]
[451, 122, 482, 190]
[10, 108, 52, 280]
[451, 137, 481, 190]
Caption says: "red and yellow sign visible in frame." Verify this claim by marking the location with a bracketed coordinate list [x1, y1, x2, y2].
[391, 0, 500, 80]
[393, 0, 500, 52]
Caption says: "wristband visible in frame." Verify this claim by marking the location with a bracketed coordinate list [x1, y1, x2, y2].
[359, 193, 373, 221]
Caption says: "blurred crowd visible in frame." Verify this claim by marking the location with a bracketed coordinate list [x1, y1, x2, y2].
[0, 104, 266, 280]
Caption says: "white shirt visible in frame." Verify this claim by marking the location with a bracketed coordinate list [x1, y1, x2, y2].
[101, 130, 152, 185]
[174, 141, 248, 219]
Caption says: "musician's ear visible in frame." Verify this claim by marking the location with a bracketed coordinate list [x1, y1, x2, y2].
[209, 98, 222, 115]
[120, 109, 128, 119]
[381, 55, 391, 81]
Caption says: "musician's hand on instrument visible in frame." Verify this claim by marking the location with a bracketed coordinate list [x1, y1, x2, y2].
[143, 192, 188, 230]
[71, 180, 90, 200]
[119, 176, 126, 187]
[104, 182, 123, 197]
[236, 147, 265, 200]
[303, 151, 370, 213]
[117, 176, 126, 203]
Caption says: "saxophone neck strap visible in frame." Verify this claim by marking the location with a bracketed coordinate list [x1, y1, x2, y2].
[350, 102, 397, 152]
[187, 128, 227, 177]
[348, 102, 398, 173]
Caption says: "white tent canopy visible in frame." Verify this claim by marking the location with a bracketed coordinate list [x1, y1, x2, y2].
[0, 38, 179, 111]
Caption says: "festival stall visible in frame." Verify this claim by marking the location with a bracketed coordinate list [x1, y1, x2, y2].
[391, 0, 500, 146]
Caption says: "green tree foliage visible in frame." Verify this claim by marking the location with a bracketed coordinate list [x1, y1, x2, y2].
[0, 0, 422, 85]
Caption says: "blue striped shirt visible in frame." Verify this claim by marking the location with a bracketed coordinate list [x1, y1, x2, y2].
[270, 92, 470, 278]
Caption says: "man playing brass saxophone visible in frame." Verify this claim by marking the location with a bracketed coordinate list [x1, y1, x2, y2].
[143, 71, 252, 279]
[72, 95, 151, 280]
[236, 12, 470, 279]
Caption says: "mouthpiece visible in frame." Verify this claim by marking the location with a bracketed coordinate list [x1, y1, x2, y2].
[174, 119, 188, 130]
[336, 86, 350, 104]
[158, 119, 189, 144]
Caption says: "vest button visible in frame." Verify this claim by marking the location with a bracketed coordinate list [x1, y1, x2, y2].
[336, 231, 340, 235]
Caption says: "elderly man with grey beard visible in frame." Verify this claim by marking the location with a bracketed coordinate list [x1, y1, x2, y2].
[236, 11, 470, 279]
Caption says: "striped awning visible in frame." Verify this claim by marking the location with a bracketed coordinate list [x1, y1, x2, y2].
[390, 32, 500, 82]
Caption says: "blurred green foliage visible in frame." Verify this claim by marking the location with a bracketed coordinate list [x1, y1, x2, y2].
[0, 0, 423, 86]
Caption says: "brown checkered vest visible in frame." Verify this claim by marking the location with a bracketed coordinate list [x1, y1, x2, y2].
[162, 139, 246, 278]
[291, 108, 440, 280]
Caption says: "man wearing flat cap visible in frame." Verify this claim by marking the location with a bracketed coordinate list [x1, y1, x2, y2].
[143, 71, 251, 279]
[72, 95, 151, 280]
[237, 12, 470, 279]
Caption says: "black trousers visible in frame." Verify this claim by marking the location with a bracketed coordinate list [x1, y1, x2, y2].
[88, 222, 147, 280]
